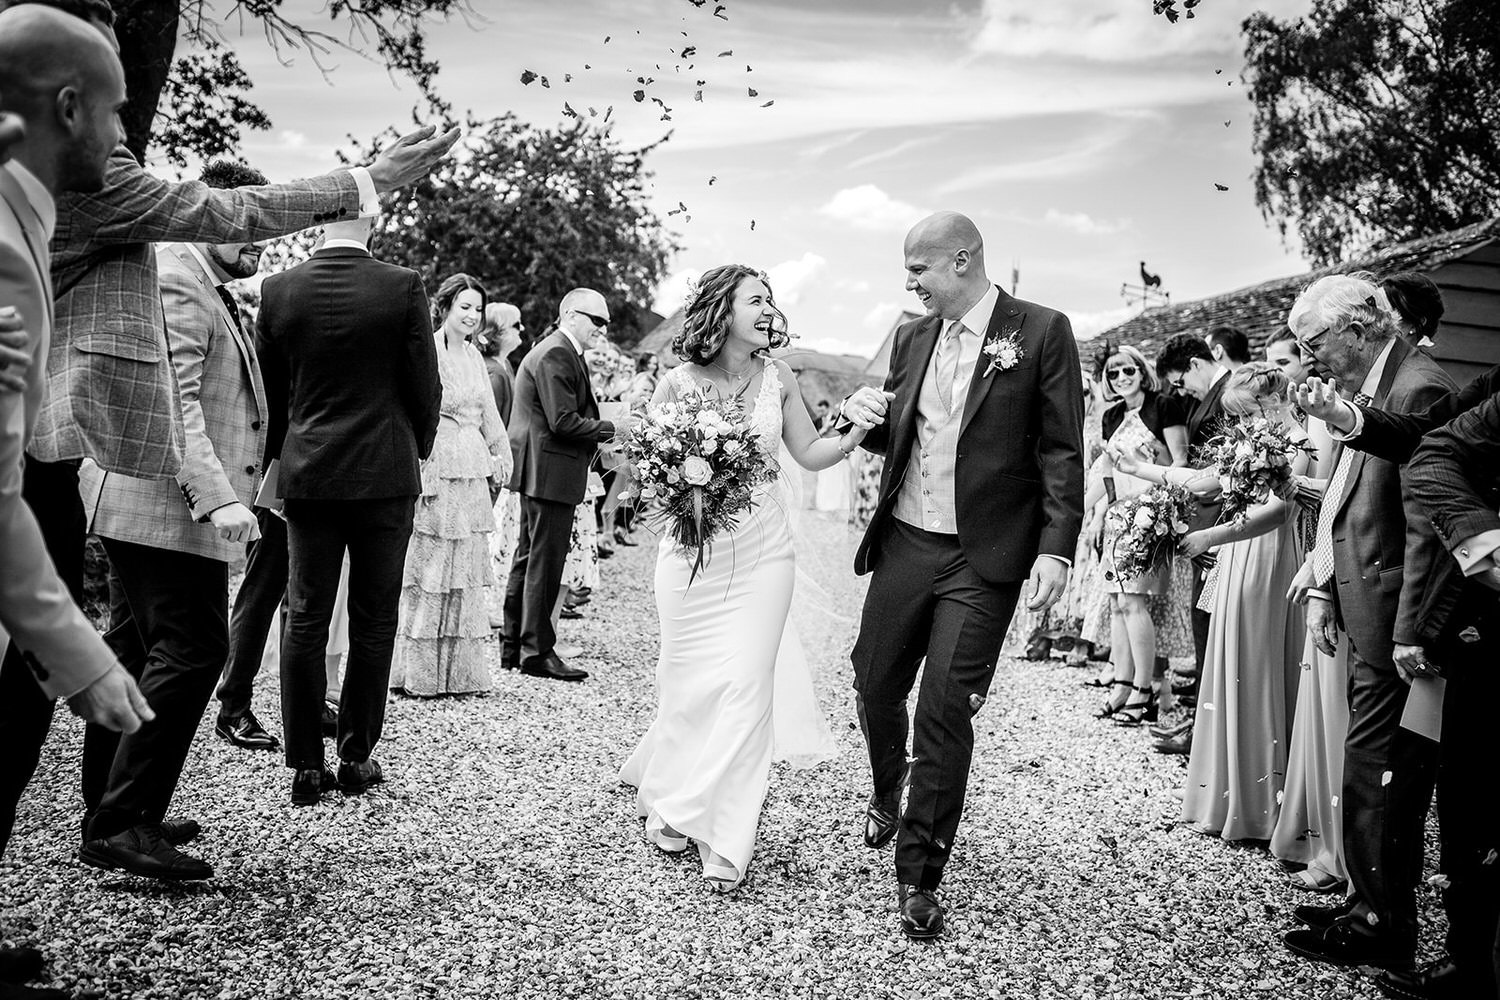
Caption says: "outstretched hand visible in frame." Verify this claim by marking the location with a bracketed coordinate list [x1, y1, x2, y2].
[1024, 556, 1069, 612]
[367, 124, 463, 193]
[1294, 376, 1355, 433]
[66, 663, 155, 734]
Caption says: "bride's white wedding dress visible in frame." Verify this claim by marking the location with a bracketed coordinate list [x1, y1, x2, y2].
[618, 359, 838, 886]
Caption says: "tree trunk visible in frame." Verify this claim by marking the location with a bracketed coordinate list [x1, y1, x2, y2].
[113, 0, 179, 162]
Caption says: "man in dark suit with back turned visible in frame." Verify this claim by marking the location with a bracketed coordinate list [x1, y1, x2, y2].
[1400, 394, 1500, 1000]
[257, 216, 440, 806]
[504, 288, 631, 682]
[1280, 274, 1456, 974]
[839, 211, 1083, 939]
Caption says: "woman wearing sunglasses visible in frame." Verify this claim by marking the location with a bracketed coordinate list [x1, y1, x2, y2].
[1082, 345, 1190, 724]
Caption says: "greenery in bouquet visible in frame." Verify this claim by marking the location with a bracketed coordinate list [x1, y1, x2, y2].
[1104, 483, 1194, 584]
[1209, 416, 1312, 527]
[620, 388, 779, 582]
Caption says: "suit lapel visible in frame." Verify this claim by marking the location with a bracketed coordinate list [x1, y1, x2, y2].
[171, 245, 269, 421]
[892, 316, 943, 460]
[0, 170, 54, 327]
[959, 288, 1022, 440]
[1190, 376, 1226, 442]
[1334, 339, 1411, 520]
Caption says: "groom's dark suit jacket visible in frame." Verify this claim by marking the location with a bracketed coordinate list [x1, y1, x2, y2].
[257, 246, 440, 500]
[855, 286, 1084, 584]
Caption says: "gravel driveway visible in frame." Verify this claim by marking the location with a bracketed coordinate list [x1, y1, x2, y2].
[3, 512, 1416, 999]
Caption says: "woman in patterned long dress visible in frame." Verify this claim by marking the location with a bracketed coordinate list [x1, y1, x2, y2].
[391, 275, 510, 697]
[1083, 346, 1189, 723]
[620, 265, 843, 893]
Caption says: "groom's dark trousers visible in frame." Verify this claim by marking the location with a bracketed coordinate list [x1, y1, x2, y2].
[853, 520, 1022, 891]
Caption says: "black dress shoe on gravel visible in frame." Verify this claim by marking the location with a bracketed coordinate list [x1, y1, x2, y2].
[559, 605, 584, 620]
[0, 947, 43, 984]
[898, 885, 944, 941]
[1284, 918, 1410, 971]
[79, 823, 213, 881]
[337, 757, 384, 795]
[159, 818, 202, 846]
[0, 983, 71, 999]
[1292, 897, 1355, 929]
[1374, 959, 1470, 1000]
[521, 653, 588, 682]
[215, 710, 280, 751]
[321, 702, 339, 739]
[1153, 730, 1192, 755]
[864, 794, 900, 849]
[290, 766, 340, 806]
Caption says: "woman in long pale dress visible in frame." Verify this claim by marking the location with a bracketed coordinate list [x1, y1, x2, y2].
[1266, 331, 1349, 890]
[1118, 363, 1310, 841]
[391, 275, 510, 697]
[619, 264, 847, 893]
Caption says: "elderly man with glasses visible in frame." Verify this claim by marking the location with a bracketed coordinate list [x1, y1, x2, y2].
[502, 288, 631, 682]
[1279, 273, 1456, 976]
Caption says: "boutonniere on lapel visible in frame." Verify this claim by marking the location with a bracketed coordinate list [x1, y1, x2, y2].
[981, 323, 1024, 377]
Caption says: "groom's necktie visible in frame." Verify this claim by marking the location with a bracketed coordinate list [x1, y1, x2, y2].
[934, 321, 964, 415]
[1310, 390, 1373, 588]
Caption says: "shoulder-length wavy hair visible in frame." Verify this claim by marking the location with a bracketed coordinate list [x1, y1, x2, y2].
[1099, 344, 1161, 402]
[431, 273, 488, 341]
[671, 264, 790, 365]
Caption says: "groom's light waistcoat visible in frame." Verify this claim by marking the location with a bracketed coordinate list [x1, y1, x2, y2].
[892, 285, 996, 534]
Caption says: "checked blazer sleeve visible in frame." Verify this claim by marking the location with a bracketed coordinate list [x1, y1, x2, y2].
[1409, 391, 1500, 553]
[33, 147, 364, 479]
[161, 262, 239, 521]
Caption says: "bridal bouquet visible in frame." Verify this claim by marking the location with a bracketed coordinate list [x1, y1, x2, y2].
[620, 387, 779, 582]
[1209, 417, 1312, 527]
[1104, 483, 1194, 583]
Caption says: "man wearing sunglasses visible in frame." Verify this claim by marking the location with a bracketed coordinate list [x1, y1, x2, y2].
[503, 288, 631, 682]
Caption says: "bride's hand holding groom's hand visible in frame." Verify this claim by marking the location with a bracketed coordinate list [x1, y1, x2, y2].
[842, 386, 894, 430]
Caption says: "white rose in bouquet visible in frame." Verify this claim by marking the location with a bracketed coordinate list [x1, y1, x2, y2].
[682, 456, 713, 486]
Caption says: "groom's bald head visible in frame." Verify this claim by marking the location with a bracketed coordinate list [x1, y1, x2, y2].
[903, 211, 991, 321]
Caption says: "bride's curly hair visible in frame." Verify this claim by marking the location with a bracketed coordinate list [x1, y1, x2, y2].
[672, 264, 790, 365]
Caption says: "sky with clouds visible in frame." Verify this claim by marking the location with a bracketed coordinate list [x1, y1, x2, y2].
[185, 0, 1315, 356]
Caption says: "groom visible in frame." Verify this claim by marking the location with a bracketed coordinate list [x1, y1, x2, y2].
[842, 211, 1084, 939]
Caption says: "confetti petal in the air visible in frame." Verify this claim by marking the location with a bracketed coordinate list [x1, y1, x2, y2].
[520, 70, 538, 85]
[633, 90, 645, 103]
[708, 175, 717, 185]
[750, 219, 756, 230]
[714, 4, 728, 18]
[682, 45, 697, 58]
[747, 64, 752, 72]
[604, 106, 614, 121]
[1224, 121, 1231, 127]
[718, 50, 732, 57]
[604, 35, 611, 43]
[588, 106, 598, 117]
[761, 100, 774, 107]
[1215, 68, 1223, 74]
[1214, 183, 1229, 191]
[565, 73, 573, 83]
[694, 90, 703, 102]
[540, 76, 551, 88]
[748, 87, 758, 97]
[562, 102, 578, 119]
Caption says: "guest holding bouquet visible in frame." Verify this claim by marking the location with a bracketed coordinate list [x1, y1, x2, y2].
[391, 274, 510, 697]
[619, 264, 843, 893]
[1083, 345, 1188, 724]
[1116, 363, 1310, 841]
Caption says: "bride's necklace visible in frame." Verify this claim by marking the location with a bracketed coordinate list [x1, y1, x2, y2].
[708, 359, 754, 400]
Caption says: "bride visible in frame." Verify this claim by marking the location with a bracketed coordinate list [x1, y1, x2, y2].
[619, 264, 861, 892]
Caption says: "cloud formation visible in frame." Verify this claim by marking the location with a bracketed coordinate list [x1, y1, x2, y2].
[819, 185, 927, 233]
[767, 252, 829, 306]
[1044, 208, 1129, 236]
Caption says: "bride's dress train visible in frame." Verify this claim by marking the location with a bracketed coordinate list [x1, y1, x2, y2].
[618, 360, 837, 886]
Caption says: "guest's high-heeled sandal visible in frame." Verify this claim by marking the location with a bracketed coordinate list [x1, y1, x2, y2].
[1095, 679, 1132, 718]
[1112, 684, 1156, 726]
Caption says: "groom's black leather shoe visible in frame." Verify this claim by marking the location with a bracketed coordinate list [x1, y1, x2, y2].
[864, 794, 900, 849]
[1374, 959, 1468, 1000]
[521, 653, 588, 682]
[338, 757, 385, 795]
[215, 710, 280, 751]
[898, 885, 944, 940]
[290, 766, 340, 806]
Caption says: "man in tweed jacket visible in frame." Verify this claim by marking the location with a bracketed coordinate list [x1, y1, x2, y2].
[77, 172, 279, 879]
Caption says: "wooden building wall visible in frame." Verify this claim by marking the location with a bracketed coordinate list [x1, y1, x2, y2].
[1431, 241, 1500, 385]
